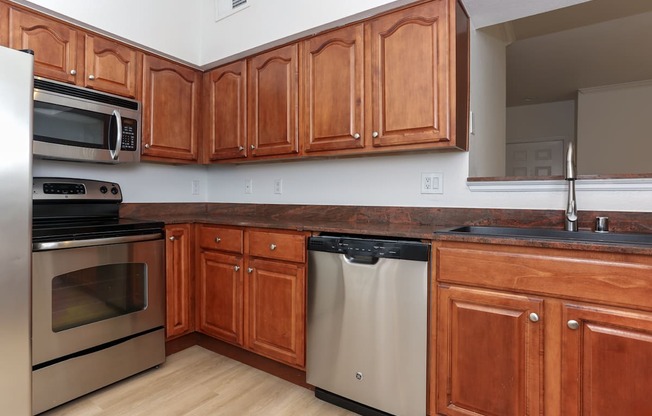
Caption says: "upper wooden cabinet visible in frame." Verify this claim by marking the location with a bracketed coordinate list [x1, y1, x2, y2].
[142, 54, 202, 163]
[7, 6, 139, 98]
[8, 7, 81, 84]
[0, 3, 9, 47]
[301, 24, 365, 153]
[203, 60, 248, 162]
[247, 44, 299, 159]
[84, 34, 140, 98]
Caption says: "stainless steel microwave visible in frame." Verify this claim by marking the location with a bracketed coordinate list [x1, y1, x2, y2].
[33, 78, 141, 163]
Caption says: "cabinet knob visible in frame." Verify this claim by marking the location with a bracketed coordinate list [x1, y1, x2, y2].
[88, 74, 95, 80]
[567, 320, 580, 330]
[215, 237, 221, 243]
[270, 243, 277, 251]
[234, 265, 240, 272]
[144, 143, 150, 149]
[250, 144, 255, 150]
[353, 133, 360, 139]
[247, 267, 253, 274]
[528, 312, 539, 323]
[70, 69, 77, 75]
[372, 131, 379, 138]
[238, 146, 244, 151]
[169, 236, 176, 241]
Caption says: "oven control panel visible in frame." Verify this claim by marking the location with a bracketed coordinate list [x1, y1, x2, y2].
[33, 178, 122, 202]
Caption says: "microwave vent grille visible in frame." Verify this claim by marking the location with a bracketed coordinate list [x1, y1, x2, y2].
[34, 79, 139, 111]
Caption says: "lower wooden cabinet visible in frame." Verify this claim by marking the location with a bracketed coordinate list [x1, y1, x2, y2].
[165, 224, 194, 340]
[195, 225, 308, 369]
[436, 285, 543, 416]
[433, 240, 652, 416]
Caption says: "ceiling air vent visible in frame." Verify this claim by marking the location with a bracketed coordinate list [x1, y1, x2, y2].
[215, 0, 250, 21]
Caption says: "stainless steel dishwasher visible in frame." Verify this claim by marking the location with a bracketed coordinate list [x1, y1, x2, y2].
[307, 234, 429, 416]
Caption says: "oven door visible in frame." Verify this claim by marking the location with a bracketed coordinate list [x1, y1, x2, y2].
[32, 236, 164, 366]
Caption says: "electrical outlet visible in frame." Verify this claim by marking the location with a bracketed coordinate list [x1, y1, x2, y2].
[245, 179, 253, 194]
[274, 179, 283, 194]
[191, 180, 200, 195]
[421, 173, 443, 194]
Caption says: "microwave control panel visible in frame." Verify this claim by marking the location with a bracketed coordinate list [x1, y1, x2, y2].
[120, 118, 138, 151]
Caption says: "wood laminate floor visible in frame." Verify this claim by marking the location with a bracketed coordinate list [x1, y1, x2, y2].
[41, 346, 355, 416]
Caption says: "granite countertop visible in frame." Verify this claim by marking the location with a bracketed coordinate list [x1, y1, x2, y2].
[120, 203, 652, 255]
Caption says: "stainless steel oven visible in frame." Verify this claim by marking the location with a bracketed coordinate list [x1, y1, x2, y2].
[31, 178, 165, 415]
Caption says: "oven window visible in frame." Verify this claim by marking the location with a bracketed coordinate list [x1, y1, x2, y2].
[52, 263, 147, 332]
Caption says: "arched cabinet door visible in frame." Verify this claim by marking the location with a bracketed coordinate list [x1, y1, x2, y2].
[247, 44, 299, 158]
[84, 34, 139, 98]
[142, 54, 201, 162]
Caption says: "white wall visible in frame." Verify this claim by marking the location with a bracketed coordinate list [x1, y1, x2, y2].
[577, 81, 652, 175]
[506, 100, 575, 145]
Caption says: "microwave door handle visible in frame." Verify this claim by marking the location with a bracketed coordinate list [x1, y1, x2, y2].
[110, 109, 122, 161]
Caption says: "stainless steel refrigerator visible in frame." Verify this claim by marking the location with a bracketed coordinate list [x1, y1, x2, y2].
[0, 45, 34, 415]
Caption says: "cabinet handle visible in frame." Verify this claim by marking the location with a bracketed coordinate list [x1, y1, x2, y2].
[528, 312, 539, 323]
[372, 131, 379, 138]
[238, 146, 244, 151]
[250, 144, 255, 150]
[88, 74, 95, 80]
[567, 320, 580, 330]
[70, 69, 77, 75]
[169, 236, 176, 241]
[247, 267, 253, 274]
[353, 133, 360, 139]
[144, 143, 150, 149]
[270, 243, 277, 251]
[234, 265, 240, 272]
[215, 237, 221, 243]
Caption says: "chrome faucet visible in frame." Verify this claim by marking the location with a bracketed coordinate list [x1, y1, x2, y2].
[565, 142, 578, 231]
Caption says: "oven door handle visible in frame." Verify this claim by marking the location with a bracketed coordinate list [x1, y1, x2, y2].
[33, 233, 163, 251]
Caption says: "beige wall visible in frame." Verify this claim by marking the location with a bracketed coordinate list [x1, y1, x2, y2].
[577, 80, 652, 175]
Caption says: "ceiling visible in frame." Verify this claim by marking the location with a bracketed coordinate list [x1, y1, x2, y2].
[503, 0, 652, 107]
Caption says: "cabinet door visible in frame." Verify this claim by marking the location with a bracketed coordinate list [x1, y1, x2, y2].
[301, 24, 364, 153]
[84, 34, 139, 98]
[367, 0, 449, 147]
[0, 3, 8, 47]
[165, 224, 193, 340]
[197, 250, 244, 346]
[247, 44, 299, 158]
[203, 60, 247, 161]
[9, 7, 81, 84]
[245, 257, 305, 368]
[142, 54, 201, 162]
[437, 285, 543, 416]
[561, 303, 652, 415]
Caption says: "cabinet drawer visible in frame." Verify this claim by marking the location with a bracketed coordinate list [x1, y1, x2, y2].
[246, 230, 306, 263]
[197, 225, 243, 253]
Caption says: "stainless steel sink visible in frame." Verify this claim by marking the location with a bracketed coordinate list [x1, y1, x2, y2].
[438, 226, 652, 246]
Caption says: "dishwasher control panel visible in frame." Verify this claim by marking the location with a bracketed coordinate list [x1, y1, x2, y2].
[308, 235, 429, 262]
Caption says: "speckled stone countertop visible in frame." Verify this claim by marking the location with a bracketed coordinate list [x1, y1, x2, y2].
[120, 203, 652, 253]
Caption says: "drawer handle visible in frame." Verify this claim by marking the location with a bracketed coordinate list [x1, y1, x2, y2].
[234, 265, 240, 272]
[270, 243, 277, 251]
[247, 267, 254, 274]
[168, 236, 176, 241]
[567, 320, 580, 330]
[528, 313, 539, 323]
[215, 237, 221, 243]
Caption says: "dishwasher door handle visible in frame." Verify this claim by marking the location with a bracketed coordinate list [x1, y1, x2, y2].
[344, 253, 379, 265]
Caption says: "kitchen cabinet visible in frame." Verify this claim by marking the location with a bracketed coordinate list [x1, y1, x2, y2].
[165, 224, 194, 340]
[437, 285, 543, 416]
[142, 54, 202, 163]
[203, 60, 248, 162]
[432, 240, 652, 415]
[196, 225, 308, 368]
[0, 3, 8, 47]
[7, 5, 139, 97]
[247, 44, 300, 159]
[196, 225, 245, 345]
[300, 0, 469, 156]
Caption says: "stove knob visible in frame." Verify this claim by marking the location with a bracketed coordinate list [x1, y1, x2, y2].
[110, 187, 119, 195]
[100, 186, 108, 194]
